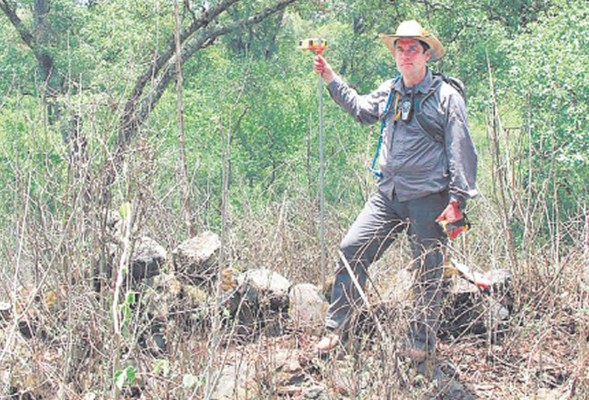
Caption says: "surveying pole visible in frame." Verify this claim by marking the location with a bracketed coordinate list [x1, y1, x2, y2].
[298, 38, 328, 280]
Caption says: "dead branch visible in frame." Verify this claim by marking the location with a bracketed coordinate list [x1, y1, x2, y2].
[112, 0, 298, 182]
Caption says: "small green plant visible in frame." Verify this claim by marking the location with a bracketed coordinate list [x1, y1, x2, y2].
[114, 366, 137, 390]
[120, 290, 137, 336]
[153, 359, 170, 377]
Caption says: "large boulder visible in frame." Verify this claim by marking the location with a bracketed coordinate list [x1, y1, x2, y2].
[172, 231, 221, 286]
[131, 236, 167, 281]
[288, 283, 328, 334]
[224, 268, 292, 337]
[349, 268, 415, 341]
[141, 272, 211, 352]
[238, 269, 291, 310]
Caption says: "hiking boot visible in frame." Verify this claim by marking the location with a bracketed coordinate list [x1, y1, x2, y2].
[314, 332, 340, 353]
[400, 346, 428, 362]
[402, 347, 428, 362]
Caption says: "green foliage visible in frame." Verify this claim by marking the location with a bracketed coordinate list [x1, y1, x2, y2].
[120, 290, 136, 335]
[148, 10, 376, 222]
[0, 95, 67, 219]
[504, 1, 589, 215]
[1, 3, 588, 397]
[0, 21, 36, 95]
[221, 1, 285, 58]
[114, 365, 137, 390]
[0, 0, 586, 250]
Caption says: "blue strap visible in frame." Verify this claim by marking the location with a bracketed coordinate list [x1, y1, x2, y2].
[369, 83, 397, 178]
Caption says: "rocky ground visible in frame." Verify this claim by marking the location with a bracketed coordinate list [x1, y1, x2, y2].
[200, 319, 585, 400]
[2, 230, 588, 399]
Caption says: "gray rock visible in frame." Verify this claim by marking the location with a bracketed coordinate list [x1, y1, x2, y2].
[209, 364, 249, 400]
[228, 269, 291, 336]
[238, 268, 291, 312]
[421, 363, 476, 400]
[131, 236, 167, 281]
[141, 272, 211, 351]
[208, 347, 259, 399]
[440, 267, 513, 340]
[172, 231, 221, 285]
[382, 268, 414, 304]
[0, 302, 10, 323]
[303, 384, 326, 399]
[288, 283, 327, 333]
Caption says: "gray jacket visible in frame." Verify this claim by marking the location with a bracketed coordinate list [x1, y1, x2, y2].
[327, 69, 478, 204]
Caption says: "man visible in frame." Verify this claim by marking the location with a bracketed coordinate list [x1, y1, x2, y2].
[312, 20, 478, 362]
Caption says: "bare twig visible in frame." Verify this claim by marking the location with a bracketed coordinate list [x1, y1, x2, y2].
[116, 0, 297, 160]
[486, 50, 518, 271]
[337, 250, 386, 343]
[174, 0, 197, 237]
[111, 201, 134, 400]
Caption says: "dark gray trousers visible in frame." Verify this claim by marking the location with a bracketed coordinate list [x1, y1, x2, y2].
[326, 189, 448, 352]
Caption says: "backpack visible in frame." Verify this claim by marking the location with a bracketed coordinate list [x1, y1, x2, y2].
[414, 73, 466, 143]
[369, 73, 466, 177]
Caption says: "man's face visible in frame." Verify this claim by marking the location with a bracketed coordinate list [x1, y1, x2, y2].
[394, 38, 430, 79]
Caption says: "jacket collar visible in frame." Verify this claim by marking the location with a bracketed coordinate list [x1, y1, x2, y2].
[393, 68, 433, 95]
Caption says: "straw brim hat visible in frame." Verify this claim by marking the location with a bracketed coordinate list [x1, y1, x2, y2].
[379, 20, 445, 61]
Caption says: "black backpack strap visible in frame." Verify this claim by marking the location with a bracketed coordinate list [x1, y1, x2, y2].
[414, 73, 466, 144]
[414, 76, 445, 143]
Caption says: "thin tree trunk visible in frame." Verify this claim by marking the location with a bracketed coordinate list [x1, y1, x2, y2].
[585, 215, 589, 285]
[104, 0, 297, 204]
[486, 50, 518, 271]
[174, 0, 196, 237]
[573, 214, 589, 400]
[202, 115, 230, 400]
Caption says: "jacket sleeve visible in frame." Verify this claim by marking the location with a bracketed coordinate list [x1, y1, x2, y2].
[444, 88, 478, 206]
[326, 76, 393, 125]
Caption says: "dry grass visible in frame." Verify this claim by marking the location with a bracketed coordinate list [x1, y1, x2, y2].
[1, 184, 587, 399]
[1, 128, 588, 400]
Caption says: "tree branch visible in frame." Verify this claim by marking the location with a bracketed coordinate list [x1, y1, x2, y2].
[120, 0, 297, 152]
[1, 0, 56, 89]
[118, 0, 242, 167]
[124, 0, 240, 111]
[0, 0, 35, 48]
[105, 0, 298, 203]
[139, 0, 297, 124]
